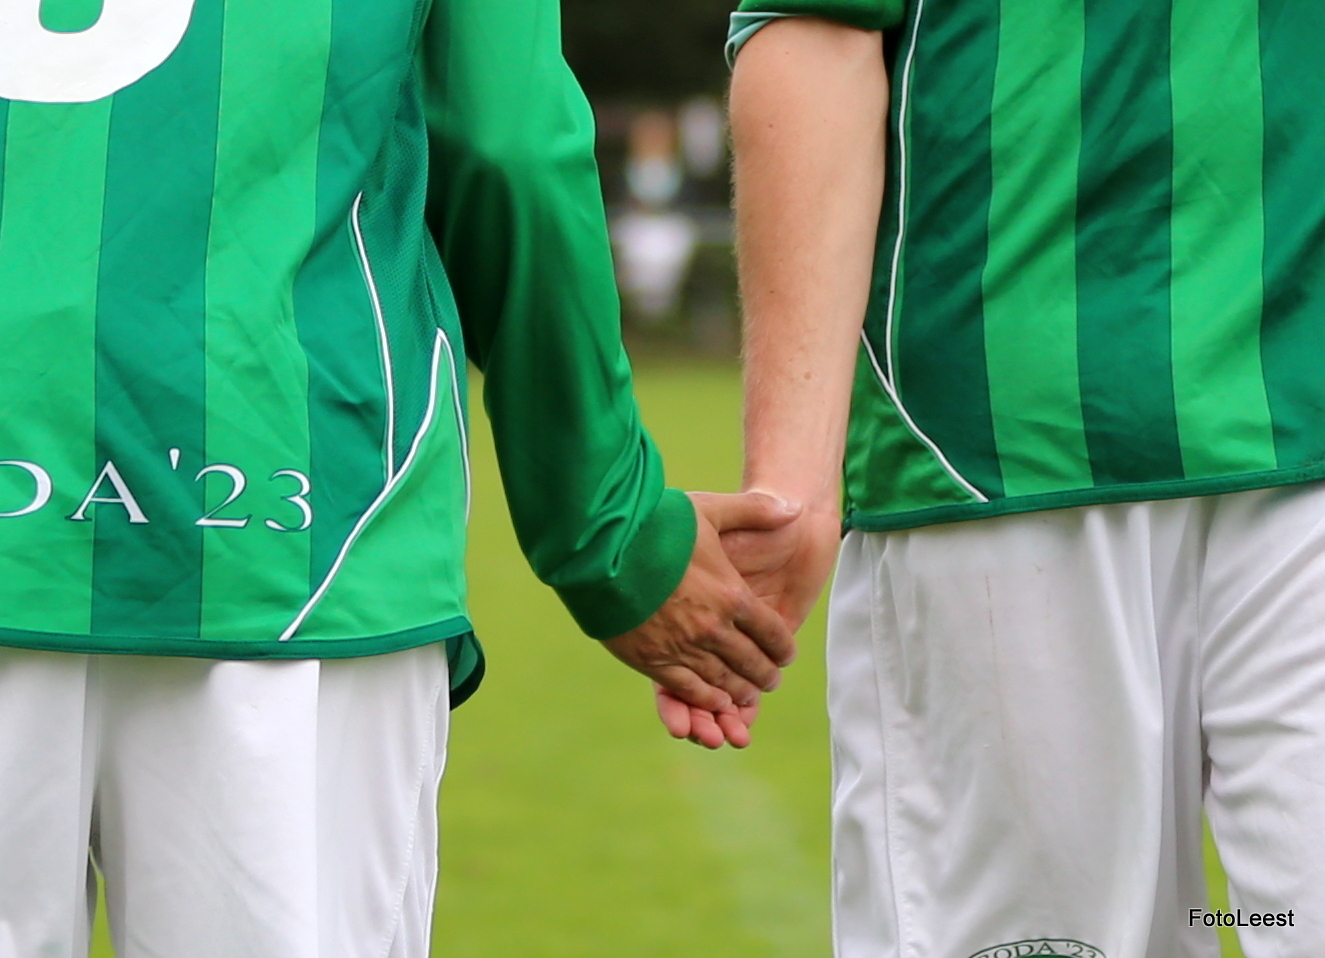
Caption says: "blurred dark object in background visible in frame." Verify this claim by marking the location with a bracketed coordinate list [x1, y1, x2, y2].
[563, 0, 740, 357]
[562, 0, 733, 101]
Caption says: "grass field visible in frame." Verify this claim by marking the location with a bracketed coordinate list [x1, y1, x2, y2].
[89, 362, 1244, 957]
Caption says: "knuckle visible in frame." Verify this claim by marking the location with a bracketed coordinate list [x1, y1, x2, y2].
[696, 616, 727, 645]
[723, 586, 750, 614]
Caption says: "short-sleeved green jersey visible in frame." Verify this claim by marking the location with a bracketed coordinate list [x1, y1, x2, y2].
[734, 0, 1325, 532]
[0, 0, 697, 702]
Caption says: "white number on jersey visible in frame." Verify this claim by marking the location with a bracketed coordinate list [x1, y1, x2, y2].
[0, 0, 198, 104]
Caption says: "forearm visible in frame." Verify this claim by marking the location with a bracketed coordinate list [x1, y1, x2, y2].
[731, 18, 889, 515]
[422, 0, 695, 639]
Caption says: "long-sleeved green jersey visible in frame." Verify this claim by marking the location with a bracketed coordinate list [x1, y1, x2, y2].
[734, 0, 1325, 533]
[0, 0, 696, 705]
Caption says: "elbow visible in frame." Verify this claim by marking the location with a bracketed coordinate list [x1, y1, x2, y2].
[442, 101, 599, 193]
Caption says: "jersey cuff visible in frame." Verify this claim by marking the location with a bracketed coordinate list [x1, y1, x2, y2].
[727, 12, 798, 67]
[555, 487, 697, 641]
[735, 0, 903, 30]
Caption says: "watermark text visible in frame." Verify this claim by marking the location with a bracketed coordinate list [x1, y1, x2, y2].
[1189, 909, 1294, 928]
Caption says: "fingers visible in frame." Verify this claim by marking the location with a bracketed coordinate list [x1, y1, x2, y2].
[654, 683, 692, 740]
[684, 646, 769, 707]
[731, 587, 798, 667]
[606, 630, 766, 710]
[690, 490, 800, 535]
[700, 633, 782, 696]
[687, 709, 727, 749]
[651, 664, 736, 714]
[655, 685, 759, 750]
[683, 511, 795, 684]
[714, 710, 752, 748]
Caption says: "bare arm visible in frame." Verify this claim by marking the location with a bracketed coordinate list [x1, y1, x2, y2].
[655, 18, 890, 748]
[736, 17, 886, 518]
[729, 18, 889, 627]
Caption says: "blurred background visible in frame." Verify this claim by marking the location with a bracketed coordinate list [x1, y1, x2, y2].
[566, 0, 741, 357]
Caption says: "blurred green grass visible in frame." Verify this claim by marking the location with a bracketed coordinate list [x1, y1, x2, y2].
[432, 362, 833, 957]
[89, 362, 1243, 957]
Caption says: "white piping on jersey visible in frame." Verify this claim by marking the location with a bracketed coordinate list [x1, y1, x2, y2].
[883, 0, 926, 384]
[350, 193, 398, 480]
[868, 0, 987, 505]
[278, 329, 448, 642]
[438, 327, 472, 520]
[861, 331, 989, 502]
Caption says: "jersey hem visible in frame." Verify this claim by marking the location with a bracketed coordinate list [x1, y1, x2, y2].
[847, 462, 1325, 532]
[0, 616, 486, 708]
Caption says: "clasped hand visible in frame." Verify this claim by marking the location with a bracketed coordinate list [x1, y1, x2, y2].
[603, 491, 842, 750]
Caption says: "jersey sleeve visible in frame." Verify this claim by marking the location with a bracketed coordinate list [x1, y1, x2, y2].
[418, 0, 696, 641]
[734, 0, 906, 32]
[727, 13, 796, 66]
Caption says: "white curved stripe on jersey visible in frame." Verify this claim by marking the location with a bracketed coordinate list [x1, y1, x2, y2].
[882, 0, 927, 384]
[350, 193, 398, 479]
[438, 326, 472, 520]
[278, 329, 451, 642]
[861, 331, 989, 503]
[868, 0, 986, 504]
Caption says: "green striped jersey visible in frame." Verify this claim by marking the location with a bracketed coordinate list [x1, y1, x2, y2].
[736, 0, 1325, 532]
[0, 0, 698, 698]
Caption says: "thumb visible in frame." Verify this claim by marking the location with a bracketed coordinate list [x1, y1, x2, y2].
[689, 491, 801, 535]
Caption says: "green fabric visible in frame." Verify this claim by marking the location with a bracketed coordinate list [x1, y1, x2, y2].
[1075, 0, 1183, 486]
[91, 0, 220, 637]
[0, 102, 108, 636]
[552, 488, 696, 640]
[886, 0, 1002, 498]
[0, 0, 696, 696]
[199, 0, 325, 640]
[735, 0, 906, 31]
[830, 0, 1325, 533]
[39, 0, 103, 33]
[847, 460, 1325, 534]
[0, 616, 485, 707]
[1259, 2, 1325, 470]
[295, 0, 412, 592]
[983, 0, 1091, 496]
[0, 102, 8, 220]
[844, 351, 976, 517]
[1168, 0, 1276, 478]
[424, 0, 696, 641]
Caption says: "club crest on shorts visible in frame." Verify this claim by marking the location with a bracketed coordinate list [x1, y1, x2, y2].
[967, 939, 1106, 958]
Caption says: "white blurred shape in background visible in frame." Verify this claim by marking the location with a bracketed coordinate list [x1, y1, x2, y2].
[614, 211, 700, 321]
[616, 110, 699, 323]
[678, 96, 726, 180]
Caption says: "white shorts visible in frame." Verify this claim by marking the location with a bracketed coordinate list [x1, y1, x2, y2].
[0, 644, 450, 958]
[828, 484, 1325, 958]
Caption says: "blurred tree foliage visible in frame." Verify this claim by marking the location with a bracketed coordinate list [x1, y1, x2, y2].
[562, 0, 734, 101]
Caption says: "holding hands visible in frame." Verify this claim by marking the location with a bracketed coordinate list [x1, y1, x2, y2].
[631, 16, 887, 750]
[649, 492, 842, 749]
[603, 491, 800, 727]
